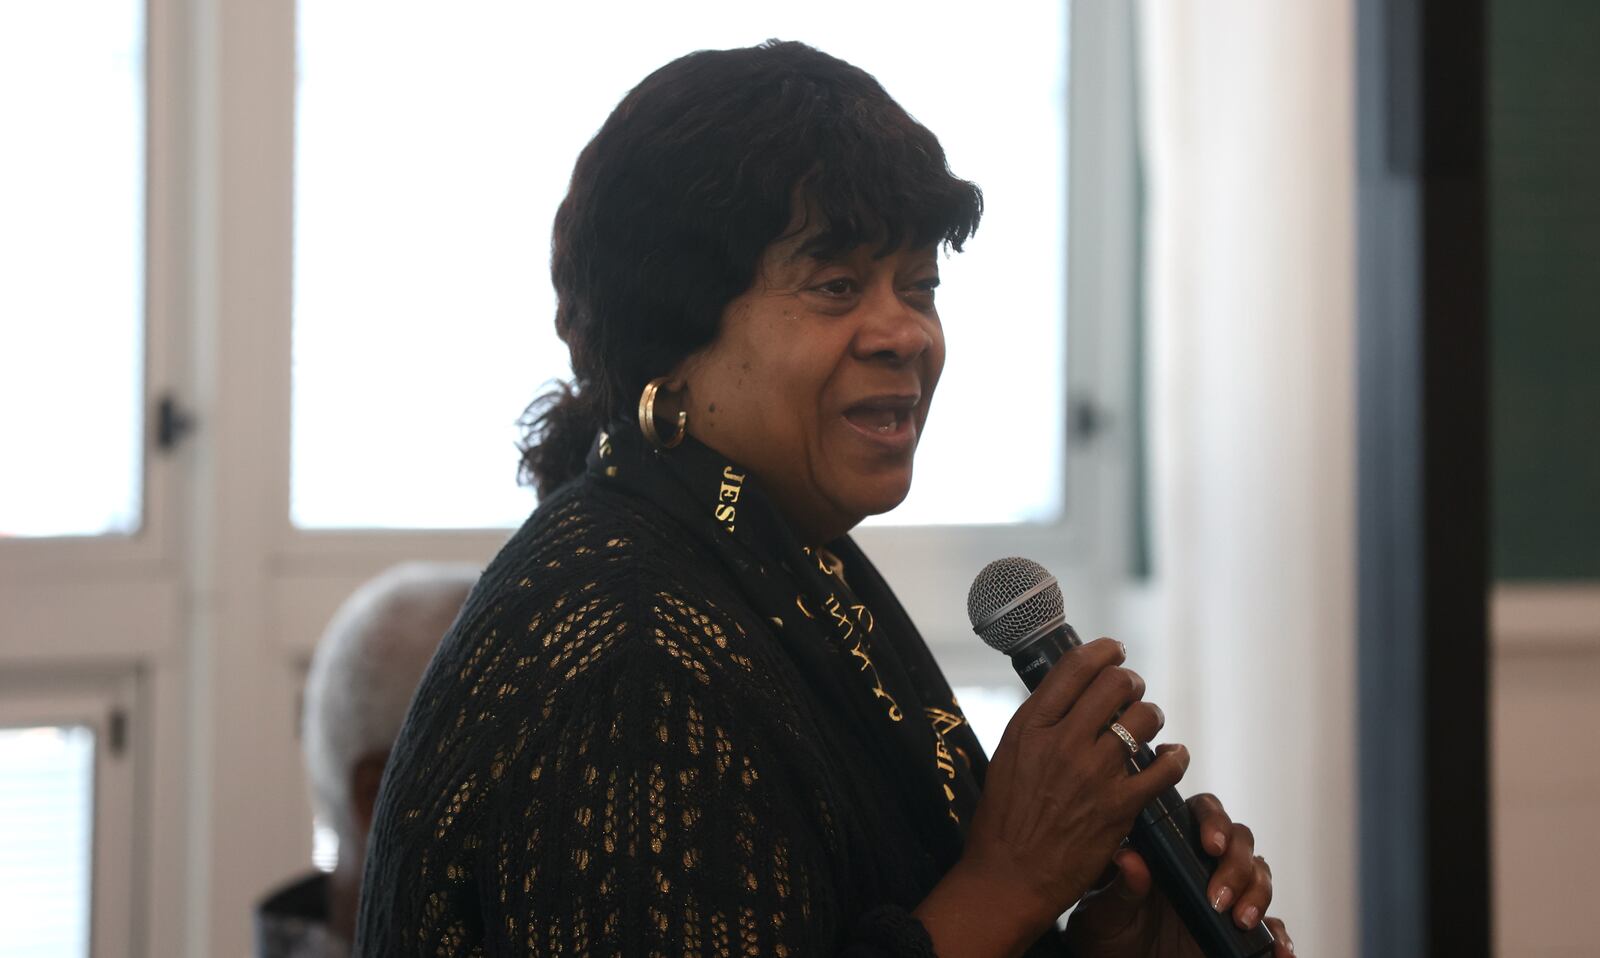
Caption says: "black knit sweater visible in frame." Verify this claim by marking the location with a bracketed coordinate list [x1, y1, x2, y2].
[355, 426, 1070, 956]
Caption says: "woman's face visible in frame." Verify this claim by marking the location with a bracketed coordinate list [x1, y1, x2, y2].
[675, 232, 945, 543]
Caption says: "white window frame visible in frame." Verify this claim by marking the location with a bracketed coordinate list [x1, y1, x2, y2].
[883, 0, 1140, 686]
[0, 0, 187, 603]
[0, 672, 139, 958]
[0, 0, 192, 954]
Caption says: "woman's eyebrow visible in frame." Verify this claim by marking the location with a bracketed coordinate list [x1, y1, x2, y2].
[781, 236, 834, 265]
[782, 249, 825, 267]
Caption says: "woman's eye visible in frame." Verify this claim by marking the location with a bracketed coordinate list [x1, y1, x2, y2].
[813, 278, 856, 296]
[908, 277, 940, 302]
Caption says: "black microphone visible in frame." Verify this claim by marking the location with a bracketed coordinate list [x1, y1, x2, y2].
[966, 557, 1275, 958]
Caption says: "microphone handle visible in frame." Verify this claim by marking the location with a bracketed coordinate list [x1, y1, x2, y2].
[1008, 626, 1276, 958]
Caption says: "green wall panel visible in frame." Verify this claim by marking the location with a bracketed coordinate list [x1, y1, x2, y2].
[1490, 0, 1600, 579]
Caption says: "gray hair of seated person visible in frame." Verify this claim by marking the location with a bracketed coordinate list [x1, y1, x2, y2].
[302, 561, 479, 852]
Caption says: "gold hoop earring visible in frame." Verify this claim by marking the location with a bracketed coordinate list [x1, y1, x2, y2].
[638, 376, 688, 449]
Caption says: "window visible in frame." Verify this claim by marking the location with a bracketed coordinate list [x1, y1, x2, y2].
[0, 0, 146, 538]
[0, 679, 136, 958]
[0, 726, 96, 958]
[291, 1, 1068, 530]
[952, 684, 1026, 755]
[0, 3, 174, 955]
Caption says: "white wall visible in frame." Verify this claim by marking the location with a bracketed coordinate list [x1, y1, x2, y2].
[1133, 2, 1357, 956]
[1491, 585, 1600, 957]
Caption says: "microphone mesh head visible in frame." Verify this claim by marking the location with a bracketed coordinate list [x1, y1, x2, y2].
[966, 557, 1066, 654]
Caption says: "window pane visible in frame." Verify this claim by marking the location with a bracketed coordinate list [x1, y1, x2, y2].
[293, 1, 1065, 529]
[0, 3, 145, 538]
[952, 685, 1026, 757]
[0, 726, 96, 958]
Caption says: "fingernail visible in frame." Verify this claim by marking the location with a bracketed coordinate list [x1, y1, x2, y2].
[1239, 905, 1260, 929]
[1118, 641, 1128, 658]
[1210, 831, 1227, 854]
[1285, 936, 1296, 953]
[1212, 886, 1233, 912]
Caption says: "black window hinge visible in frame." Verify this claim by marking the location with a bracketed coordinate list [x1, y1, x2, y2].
[156, 393, 195, 453]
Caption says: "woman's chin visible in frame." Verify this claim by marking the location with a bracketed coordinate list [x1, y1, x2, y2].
[838, 471, 915, 525]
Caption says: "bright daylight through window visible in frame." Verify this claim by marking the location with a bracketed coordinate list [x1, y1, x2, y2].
[0, 726, 96, 958]
[0, 1, 145, 538]
[292, 1, 1066, 530]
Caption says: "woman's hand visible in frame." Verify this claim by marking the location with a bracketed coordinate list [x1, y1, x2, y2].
[1063, 794, 1296, 957]
[914, 638, 1191, 958]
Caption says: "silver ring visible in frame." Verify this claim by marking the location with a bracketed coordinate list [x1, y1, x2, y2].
[1108, 721, 1139, 753]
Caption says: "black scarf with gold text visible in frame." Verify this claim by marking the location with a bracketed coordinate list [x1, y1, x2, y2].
[586, 422, 986, 871]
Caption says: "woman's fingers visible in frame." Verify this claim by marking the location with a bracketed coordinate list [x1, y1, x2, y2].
[1120, 741, 1188, 811]
[1191, 795, 1274, 931]
[1191, 791, 1280, 931]
[1229, 848, 1273, 930]
[1210, 825, 1256, 918]
[1111, 847, 1154, 898]
[1192, 794, 1243, 911]
[963, 637, 1199, 929]
[1103, 700, 1164, 751]
[1264, 916, 1294, 955]
[1024, 637, 1126, 726]
[1189, 792, 1233, 855]
[1065, 663, 1147, 739]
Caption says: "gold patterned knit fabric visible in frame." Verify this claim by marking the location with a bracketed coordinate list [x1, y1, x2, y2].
[356, 418, 1076, 957]
[356, 485, 967, 956]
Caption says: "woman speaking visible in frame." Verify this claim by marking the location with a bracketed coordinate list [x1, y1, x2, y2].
[356, 41, 1293, 957]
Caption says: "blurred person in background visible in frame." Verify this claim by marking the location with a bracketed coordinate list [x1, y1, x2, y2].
[254, 562, 478, 958]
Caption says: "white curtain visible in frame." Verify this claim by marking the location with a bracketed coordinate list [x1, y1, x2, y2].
[1132, 2, 1356, 955]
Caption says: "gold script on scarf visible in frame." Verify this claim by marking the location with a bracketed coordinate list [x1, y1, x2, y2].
[715, 465, 745, 532]
[796, 590, 904, 723]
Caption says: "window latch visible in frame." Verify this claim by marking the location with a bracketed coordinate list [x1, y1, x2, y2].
[156, 393, 195, 453]
[1069, 394, 1111, 446]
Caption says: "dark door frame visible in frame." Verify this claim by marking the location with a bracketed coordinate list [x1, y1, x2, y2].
[1356, 0, 1491, 955]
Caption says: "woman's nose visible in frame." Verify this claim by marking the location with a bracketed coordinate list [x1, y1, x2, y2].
[853, 287, 933, 364]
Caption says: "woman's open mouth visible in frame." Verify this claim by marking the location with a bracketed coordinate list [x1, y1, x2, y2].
[842, 396, 919, 448]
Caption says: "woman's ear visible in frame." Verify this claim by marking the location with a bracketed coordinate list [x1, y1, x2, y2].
[662, 359, 702, 420]
[665, 349, 703, 393]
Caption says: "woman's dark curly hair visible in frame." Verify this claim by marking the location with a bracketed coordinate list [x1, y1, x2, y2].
[518, 40, 983, 496]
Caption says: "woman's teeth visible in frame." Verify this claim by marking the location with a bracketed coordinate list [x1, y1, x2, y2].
[845, 404, 910, 435]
